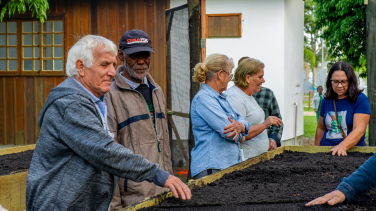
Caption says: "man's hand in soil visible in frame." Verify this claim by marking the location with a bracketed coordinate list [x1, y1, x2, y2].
[164, 175, 192, 200]
[305, 190, 346, 206]
[224, 117, 245, 140]
[330, 144, 348, 156]
[268, 139, 277, 151]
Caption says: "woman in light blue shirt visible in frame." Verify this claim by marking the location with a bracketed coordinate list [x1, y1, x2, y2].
[190, 54, 251, 179]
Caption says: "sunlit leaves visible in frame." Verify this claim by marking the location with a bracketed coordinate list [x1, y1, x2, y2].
[0, 0, 49, 23]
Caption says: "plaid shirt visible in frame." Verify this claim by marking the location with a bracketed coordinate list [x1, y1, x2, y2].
[252, 87, 283, 147]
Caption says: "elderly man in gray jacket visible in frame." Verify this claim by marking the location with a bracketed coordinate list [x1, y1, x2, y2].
[26, 35, 191, 211]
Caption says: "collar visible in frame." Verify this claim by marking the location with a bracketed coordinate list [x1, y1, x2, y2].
[119, 71, 149, 89]
[72, 78, 101, 103]
[202, 83, 227, 99]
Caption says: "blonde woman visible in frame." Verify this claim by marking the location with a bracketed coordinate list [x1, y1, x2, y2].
[190, 54, 251, 179]
[226, 58, 282, 160]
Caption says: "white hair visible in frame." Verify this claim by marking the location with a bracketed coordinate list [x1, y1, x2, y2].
[66, 35, 118, 77]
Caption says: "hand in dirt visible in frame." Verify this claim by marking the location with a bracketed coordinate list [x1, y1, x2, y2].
[305, 190, 346, 206]
[239, 136, 245, 146]
[330, 144, 348, 156]
[164, 175, 191, 200]
[262, 116, 282, 129]
[224, 117, 245, 140]
[268, 139, 277, 151]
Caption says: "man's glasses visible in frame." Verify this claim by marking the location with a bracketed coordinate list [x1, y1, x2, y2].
[331, 79, 349, 86]
[222, 70, 233, 80]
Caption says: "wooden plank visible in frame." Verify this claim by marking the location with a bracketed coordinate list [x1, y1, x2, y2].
[188, 0, 201, 180]
[73, 0, 81, 39]
[34, 77, 43, 141]
[220, 16, 227, 37]
[65, 1, 73, 51]
[25, 77, 35, 144]
[127, 0, 135, 30]
[208, 16, 215, 38]
[155, 0, 166, 97]
[214, 16, 221, 37]
[0, 172, 29, 211]
[55, 76, 64, 86]
[4, 78, 15, 145]
[90, 0, 98, 34]
[145, 0, 154, 42]
[108, 0, 117, 43]
[367, 0, 376, 145]
[82, 0, 90, 35]
[238, 14, 241, 37]
[144, 0, 155, 77]
[0, 144, 36, 155]
[15, 77, 25, 145]
[167, 109, 190, 118]
[49, 0, 56, 13]
[201, 0, 206, 61]
[97, 0, 107, 37]
[0, 78, 4, 145]
[135, 0, 145, 30]
[43, 77, 54, 103]
[232, 16, 239, 37]
[118, 0, 126, 44]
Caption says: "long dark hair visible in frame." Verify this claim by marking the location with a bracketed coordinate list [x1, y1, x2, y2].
[325, 61, 363, 103]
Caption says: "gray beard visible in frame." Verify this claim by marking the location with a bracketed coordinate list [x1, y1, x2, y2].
[123, 62, 149, 81]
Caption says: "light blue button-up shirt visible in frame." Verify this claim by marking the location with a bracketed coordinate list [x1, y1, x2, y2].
[190, 83, 251, 177]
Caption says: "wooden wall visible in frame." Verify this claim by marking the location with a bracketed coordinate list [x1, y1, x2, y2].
[0, 0, 168, 145]
[0, 76, 66, 145]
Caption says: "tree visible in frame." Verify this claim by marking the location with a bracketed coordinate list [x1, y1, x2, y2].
[304, 0, 327, 92]
[0, 0, 49, 23]
[313, 0, 366, 77]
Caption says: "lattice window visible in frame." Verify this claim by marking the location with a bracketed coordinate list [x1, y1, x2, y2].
[0, 22, 18, 71]
[0, 19, 64, 75]
[206, 13, 242, 38]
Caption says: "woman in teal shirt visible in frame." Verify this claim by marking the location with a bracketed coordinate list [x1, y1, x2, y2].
[312, 85, 323, 123]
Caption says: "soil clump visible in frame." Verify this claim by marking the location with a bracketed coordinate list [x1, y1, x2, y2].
[141, 151, 376, 211]
[0, 150, 34, 176]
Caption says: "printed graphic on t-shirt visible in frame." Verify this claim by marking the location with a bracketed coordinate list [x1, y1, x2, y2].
[148, 104, 155, 122]
[325, 110, 347, 139]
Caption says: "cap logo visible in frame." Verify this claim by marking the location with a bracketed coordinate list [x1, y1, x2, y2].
[127, 38, 149, 44]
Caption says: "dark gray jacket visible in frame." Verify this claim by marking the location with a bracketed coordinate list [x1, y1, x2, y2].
[26, 77, 168, 211]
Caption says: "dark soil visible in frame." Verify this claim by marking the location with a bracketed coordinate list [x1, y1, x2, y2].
[0, 150, 34, 176]
[141, 151, 376, 211]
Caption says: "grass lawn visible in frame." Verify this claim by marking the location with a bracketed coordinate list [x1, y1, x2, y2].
[304, 116, 317, 139]
[304, 107, 313, 112]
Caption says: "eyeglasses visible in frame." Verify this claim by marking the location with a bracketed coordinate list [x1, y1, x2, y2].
[222, 70, 234, 80]
[331, 79, 349, 86]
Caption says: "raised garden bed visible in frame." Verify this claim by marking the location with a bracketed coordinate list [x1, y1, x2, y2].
[125, 146, 376, 211]
[0, 145, 35, 211]
[0, 150, 33, 176]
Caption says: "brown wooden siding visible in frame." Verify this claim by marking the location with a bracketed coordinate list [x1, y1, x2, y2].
[0, 76, 66, 145]
[0, 0, 168, 145]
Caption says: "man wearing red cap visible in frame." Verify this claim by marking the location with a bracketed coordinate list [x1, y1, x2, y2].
[104, 29, 174, 210]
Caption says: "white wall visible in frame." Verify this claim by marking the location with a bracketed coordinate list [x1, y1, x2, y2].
[283, 0, 304, 141]
[170, 0, 304, 142]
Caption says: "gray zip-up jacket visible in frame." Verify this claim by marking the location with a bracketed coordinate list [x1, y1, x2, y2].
[26, 77, 169, 211]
